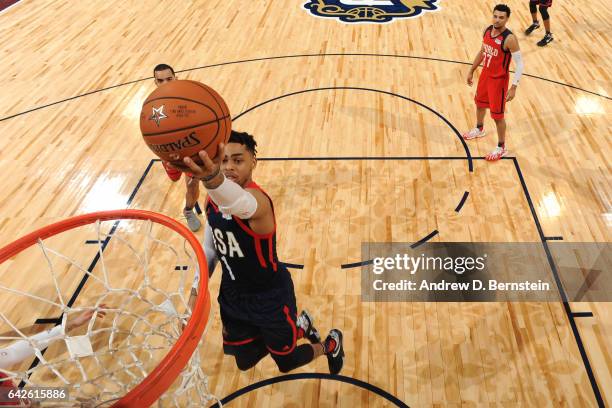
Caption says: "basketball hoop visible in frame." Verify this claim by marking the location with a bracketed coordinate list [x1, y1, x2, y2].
[0, 210, 215, 407]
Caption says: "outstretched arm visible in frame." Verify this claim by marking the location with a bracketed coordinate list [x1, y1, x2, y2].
[182, 145, 273, 230]
[0, 308, 105, 369]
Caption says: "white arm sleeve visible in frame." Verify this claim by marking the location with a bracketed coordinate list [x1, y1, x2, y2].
[511, 51, 524, 86]
[0, 325, 63, 369]
[206, 176, 258, 219]
[192, 221, 218, 291]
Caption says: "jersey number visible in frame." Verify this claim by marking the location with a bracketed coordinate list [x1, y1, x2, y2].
[484, 53, 493, 68]
[212, 228, 245, 281]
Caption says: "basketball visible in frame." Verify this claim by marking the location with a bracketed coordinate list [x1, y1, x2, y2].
[139, 79, 231, 167]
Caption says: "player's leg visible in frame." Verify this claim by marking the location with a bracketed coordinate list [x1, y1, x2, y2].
[183, 175, 201, 232]
[220, 306, 268, 370]
[232, 337, 269, 371]
[262, 293, 344, 374]
[464, 76, 488, 140]
[525, 0, 540, 35]
[537, 1, 553, 46]
[486, 77, 509, 161]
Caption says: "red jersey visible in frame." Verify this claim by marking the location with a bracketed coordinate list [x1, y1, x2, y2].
[481, 25, 513, 79]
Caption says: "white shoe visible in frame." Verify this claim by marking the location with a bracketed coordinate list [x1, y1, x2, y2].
[183, 209, 202, 232]
[462, 127, 486, 140]
[485, 146, 508, 161]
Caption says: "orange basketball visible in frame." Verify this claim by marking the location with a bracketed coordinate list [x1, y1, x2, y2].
[139, 80, 231, 167]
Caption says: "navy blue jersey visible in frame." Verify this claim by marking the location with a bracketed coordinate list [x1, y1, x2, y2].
[206, 181, 287, 294]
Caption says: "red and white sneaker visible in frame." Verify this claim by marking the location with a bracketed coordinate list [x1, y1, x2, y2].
[462, 127, 486, 140]
[162, 161, 182, 182]
[485, 146, 508, 161]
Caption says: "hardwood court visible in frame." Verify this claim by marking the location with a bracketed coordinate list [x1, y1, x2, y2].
[0, 0, 610, 406]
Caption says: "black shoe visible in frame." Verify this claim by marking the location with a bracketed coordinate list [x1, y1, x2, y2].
[537, 32, 554, 46]
[324, 329, 344, 375]
[524, 22, 540, 35]
[296, 310, 321, 344]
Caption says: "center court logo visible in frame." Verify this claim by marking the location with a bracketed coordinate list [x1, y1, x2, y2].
[303, 0, 439, 24]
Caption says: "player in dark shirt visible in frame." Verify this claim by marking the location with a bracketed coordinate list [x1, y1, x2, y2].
[181, 130, 344, 374]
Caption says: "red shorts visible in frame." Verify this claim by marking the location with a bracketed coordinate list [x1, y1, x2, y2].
[475, 75, 509, 120]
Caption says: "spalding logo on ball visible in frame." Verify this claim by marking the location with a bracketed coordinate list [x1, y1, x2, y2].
[140, 80, 231, 165]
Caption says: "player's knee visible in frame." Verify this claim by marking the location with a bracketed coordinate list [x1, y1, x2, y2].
[538, 5, 550, 20]
[529, 2, 537, 14]
[273, 356, 294, 373]
[236, 359, 256, 371]
[234, 354, 259, 371]
[529, 1, 538, 14]
[270, 345, 314, 373]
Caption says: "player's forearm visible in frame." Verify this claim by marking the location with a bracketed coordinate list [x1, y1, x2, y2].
[202, 174, 258, 219]
[469, 51, 485, 73]
[201, 166, 224, 189]
[0, 325, 63, 369]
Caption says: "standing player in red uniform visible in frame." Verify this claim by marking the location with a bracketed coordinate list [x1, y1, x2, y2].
[180, 131, 345, 375]
[462, 4, 524, 161]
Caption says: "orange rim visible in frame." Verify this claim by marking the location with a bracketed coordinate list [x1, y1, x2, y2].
[0, 210, 211, 408]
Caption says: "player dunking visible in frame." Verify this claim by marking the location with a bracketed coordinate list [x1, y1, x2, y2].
[462, 4, 524, 161]
[180, 131, 344, 374]
[153, 64, 202, 232]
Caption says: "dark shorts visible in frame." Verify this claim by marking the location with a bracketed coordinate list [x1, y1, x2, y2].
[530, 0, 552, 7]
[219, 271, 299, 356]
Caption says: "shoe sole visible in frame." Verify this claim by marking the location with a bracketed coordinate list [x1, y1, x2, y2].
[485, 151, 508, 161]
[537, 39, 553, 47]
[462, 131, 486, 141]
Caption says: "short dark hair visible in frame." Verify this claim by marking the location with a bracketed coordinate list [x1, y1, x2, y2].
[228, 130, 258, 156]
[493, 4, 511, 17]
[153, 63, 175, 76]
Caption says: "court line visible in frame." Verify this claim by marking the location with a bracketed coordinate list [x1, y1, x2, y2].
[511, 157, 604, 408]
[233, 86, 474, 172]
[572, 312, 594, 318]
[455, 191, 470, 212]
[234, 87, 473, 271]
[209, 373, 410, 408]
[2, 52, 608, 124]
[410, 229, 439, 249]
[543, 236, 564, 241]
[183, 53, 611, 101]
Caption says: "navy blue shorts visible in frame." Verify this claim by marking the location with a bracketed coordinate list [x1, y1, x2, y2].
[219, 270, 299, 356]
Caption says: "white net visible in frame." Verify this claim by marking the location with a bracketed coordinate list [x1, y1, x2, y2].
[0, 215, 218, 407]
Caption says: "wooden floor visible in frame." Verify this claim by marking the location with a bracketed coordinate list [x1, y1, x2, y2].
[0, 0, 610, 406]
